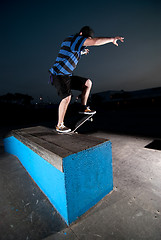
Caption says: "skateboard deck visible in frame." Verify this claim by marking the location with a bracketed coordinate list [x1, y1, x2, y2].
[55, 112, 95, 135]
[70, 113, 95, 134]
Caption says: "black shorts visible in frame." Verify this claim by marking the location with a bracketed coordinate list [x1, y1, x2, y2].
[52, 75, 88, 99]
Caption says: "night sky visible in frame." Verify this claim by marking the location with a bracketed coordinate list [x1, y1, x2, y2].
[1, 0, 161, 103]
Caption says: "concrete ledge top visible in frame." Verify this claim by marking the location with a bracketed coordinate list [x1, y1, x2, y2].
[7, 126, 109, 172]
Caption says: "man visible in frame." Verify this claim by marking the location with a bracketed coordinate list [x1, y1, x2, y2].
[49, 26, 124, 133]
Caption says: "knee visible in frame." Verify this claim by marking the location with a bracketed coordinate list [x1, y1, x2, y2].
[63, 95, 71, 104]
[85, 79, 92, 89]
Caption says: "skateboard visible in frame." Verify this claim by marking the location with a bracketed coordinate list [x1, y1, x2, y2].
[70, 112, 95, 134]
[55, 112, 95, 135]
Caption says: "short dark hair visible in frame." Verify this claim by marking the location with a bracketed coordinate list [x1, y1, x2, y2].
[79, 26, 94, 38]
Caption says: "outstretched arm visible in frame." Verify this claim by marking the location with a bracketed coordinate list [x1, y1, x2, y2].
[83, 36, 124, 47]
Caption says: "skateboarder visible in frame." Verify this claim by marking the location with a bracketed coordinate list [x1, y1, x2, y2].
[49, 26, 124, 133]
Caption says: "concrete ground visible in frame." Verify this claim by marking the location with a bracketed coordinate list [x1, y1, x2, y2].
[0, 127, 161, 240]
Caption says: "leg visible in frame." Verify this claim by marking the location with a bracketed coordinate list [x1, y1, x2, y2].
[81, 79, 92, 106]
[58, 95, 71, 126]
[71, 76, 96, 114]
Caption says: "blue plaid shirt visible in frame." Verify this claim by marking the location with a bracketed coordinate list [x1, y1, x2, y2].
[49, 34, 87, 76]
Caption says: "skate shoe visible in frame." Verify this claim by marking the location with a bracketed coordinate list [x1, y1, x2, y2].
[56, 123, 71, 133]
[79, 106, 96, 115]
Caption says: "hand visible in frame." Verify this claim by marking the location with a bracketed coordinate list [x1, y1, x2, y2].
[84, 48, 90, 55]
[81, 48, 90, 55]
[113, 36, 124, 46]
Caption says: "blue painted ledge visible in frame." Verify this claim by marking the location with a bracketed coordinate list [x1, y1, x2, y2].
[3, 126, 113, 225]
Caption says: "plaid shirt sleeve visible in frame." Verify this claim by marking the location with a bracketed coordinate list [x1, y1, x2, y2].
[70, 35, 87, 52]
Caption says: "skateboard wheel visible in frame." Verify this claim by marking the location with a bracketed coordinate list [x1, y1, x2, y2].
[87, 117, 93, 122]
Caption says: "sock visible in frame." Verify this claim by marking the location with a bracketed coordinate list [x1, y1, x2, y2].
[80, 105, 87, 111]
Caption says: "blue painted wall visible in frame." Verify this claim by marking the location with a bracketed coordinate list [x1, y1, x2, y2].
[63, 141, 113, 224]
[4, 136, 69, 224]
[4, 136, 113, 225]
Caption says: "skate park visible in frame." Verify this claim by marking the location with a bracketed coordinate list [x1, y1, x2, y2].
[0, 96, 161, 240]
[1, 0, 161, 237]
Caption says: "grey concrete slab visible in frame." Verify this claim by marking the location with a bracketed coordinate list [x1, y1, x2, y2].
[43, 228, 78, 240]
[7, 130, 65, 172]
[44, 191, 161, 240]
[70, 196, 161, 240]
[0, 149, 67, 240]
[6, 126, 108, 172]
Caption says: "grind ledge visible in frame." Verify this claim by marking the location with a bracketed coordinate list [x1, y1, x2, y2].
[4, 126, 113, 225]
